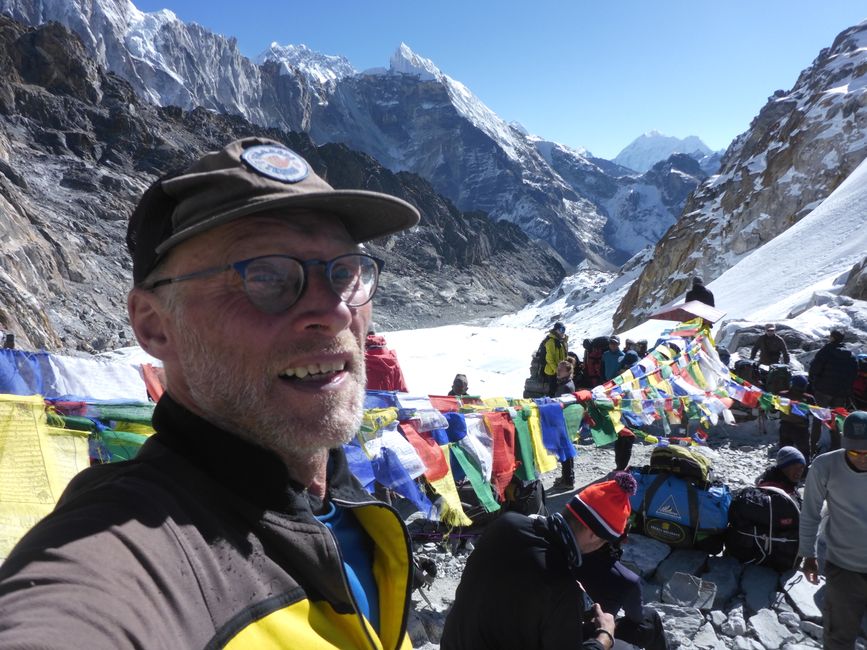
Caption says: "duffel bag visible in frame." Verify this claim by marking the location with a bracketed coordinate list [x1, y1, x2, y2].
[724, 485, 800, 572]
[733, 359, 758, 384]
[649, 445, 712, 484]
[523, 376, 548, 399]
[503, 476, 547, 517]
[629, 469, 731, 553]
[765, 364, 792, 395]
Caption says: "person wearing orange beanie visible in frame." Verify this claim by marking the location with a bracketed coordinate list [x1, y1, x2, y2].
[440, 474, 644, 650]
[570, 474, 669, 650]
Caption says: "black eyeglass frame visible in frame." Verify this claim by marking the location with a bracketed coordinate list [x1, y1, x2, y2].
[142, 253, 385, 312]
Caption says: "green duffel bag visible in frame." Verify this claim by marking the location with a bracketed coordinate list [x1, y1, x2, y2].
[649, 445, 712, 484]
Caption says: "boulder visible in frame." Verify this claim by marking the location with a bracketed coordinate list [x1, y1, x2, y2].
[721, 602, 748, 637]
[748, 608, 796, 650]
[800, 620, 822, 641]
[620, 533, 671, 578]
[693, 621, 727, 650]
[655, 549, 708, 584]
[742, 564, 781, 613]
[662, 572, 717, 610]
[703, 555, 743, 609]
[780, 570, 823, 622]
[654, 603, 704, 649]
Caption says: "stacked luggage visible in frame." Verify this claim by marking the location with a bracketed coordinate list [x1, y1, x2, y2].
[629, 446, 731, 553]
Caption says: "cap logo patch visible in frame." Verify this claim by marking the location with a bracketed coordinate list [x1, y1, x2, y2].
[241, 145, 309, 183]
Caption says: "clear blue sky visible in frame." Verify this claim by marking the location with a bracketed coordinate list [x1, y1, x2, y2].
[136, 0, 866, 160]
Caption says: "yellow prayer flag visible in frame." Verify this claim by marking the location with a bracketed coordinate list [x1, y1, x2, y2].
[0, 394, 89, 559]
[427, 450, 473, 527]
[526, 406, 558, 474]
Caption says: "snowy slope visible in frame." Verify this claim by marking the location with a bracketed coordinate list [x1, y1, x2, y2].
[708, 156, 867, 327]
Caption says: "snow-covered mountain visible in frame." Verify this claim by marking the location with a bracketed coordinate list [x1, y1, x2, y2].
[616, 20, 867, 330]
[613, 131, 715, 173]
[0, 0, 697, 268]
[255, 42, 355, 92]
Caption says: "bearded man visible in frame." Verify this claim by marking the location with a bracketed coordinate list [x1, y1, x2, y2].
[0, 138, 420, 649]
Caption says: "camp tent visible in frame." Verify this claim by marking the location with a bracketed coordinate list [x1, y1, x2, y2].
[648, 300, 726, 324]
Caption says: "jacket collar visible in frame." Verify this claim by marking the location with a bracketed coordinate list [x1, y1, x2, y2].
[144, 393, 366, 512]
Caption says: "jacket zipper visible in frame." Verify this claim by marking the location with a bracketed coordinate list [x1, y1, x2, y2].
[329, 497, 413, 650]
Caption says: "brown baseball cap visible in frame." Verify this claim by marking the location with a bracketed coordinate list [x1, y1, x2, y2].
[126, 137, 421, 284]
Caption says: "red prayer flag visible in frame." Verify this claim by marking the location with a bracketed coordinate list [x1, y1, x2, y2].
[399, 421, 450, 481]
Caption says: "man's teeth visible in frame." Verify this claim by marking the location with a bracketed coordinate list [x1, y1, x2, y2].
[281, 360, 346, 379]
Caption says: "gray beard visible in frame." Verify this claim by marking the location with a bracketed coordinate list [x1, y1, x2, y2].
[171, 317, 365, 462]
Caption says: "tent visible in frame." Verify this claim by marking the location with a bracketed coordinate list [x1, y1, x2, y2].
[648, 300, 726, 324]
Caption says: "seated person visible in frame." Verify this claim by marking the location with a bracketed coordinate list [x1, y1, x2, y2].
[449, 373, 469, 396]
[756, 446, 806, 497]
[441, 475, 631, 649]
[576, 540, 668, 650]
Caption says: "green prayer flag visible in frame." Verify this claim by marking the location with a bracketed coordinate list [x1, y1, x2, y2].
[563, 403, 585, 443]
[511, 409, 537, 481]
[449, 444, 500, 513]
[587, 402, 617, 447]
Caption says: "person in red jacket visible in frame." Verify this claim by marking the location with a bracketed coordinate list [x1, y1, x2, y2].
[364, 326, 409, 392]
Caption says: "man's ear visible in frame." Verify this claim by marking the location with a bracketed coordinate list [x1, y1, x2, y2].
[127, 288, 174, 361]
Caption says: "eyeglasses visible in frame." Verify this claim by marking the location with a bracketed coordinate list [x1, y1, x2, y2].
[144, 253, 385, 313]
[846, 449, 867, 458]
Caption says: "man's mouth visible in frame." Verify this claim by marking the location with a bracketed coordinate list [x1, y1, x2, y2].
[279, 360, 347, 381]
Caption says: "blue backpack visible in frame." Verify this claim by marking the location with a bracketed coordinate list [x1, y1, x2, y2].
[629, 469, 732, 553]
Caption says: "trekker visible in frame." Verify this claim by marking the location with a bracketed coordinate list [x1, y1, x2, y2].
[575, 532, 668, 649]
[756, 446, 806, 498]
[448, 373, 469, 396]
[602, 335, 625, 381]
[553, 359, 577, 490]
[543, 322, 569, 397]
[568, 350, 585, 387]
[750, 323, 790, 366]
[583, 337, 608, 388]
[778, 374, 814, 462]
[685, 276, 715, 307]
[614, 427, 636, 472]
[365, 326, 409, 392]
[799, 411, 867, 650]
[620, 348, 640, 371]
[808, 329, 858, 454]
[0, 138, 420, 648]
[440, 475, 631, 650]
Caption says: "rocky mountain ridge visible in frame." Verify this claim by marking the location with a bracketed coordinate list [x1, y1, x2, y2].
[0, 16, 562, 352]
[0, 0, 704, 268]
[615, 19, 867, 330]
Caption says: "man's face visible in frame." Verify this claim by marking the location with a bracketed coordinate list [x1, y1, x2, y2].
[781, 463, 804, 483]
[574, 522, 607, 554]
[136, 211, 370, 459]
[609, 342, 619, 351]
[846, 449, 867, 471]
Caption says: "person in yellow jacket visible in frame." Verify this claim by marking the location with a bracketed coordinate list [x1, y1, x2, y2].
[0, 138, 418, 649]
[544, 322, 569, 396]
